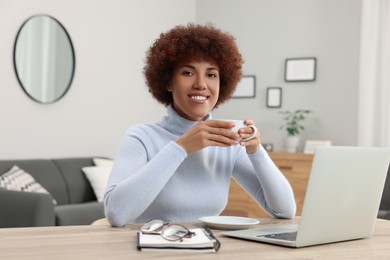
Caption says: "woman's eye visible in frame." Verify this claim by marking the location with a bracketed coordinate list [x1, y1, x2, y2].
[182, 71, 193, 76]
[207, 73, 218, 78]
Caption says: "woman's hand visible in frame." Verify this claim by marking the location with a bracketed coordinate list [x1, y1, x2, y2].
[175, 120, 239, 155]
[238, 119, 261, 154]
[176, 119, 261, 155]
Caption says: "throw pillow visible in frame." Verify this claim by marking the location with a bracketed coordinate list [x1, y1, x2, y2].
[0, 165, 57, 204]
[82, 165, 112, 202]
[93, 158, 114, 167]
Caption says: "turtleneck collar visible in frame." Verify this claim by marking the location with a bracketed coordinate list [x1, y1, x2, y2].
[159, 105, 212, 135]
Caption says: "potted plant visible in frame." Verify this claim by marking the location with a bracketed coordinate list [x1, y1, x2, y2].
[279, 109, 312, 152]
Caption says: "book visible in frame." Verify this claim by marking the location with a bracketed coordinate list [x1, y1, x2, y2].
[137, 227, 220, 253]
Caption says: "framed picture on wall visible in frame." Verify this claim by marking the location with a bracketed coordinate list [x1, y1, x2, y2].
[266, 87, 282, 108]
[285, 57, 316, 82]
[232, 75, 256, 98]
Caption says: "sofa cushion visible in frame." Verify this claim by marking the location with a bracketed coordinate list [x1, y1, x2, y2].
[0, 160, 69, 205]
[82, 165, 111, 202]
[52, 158, 97, 204]
[55, 201, 104, 225]
[0, 165, 57, 204]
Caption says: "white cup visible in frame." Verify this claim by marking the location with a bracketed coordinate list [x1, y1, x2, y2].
[216, 119, 258, 141]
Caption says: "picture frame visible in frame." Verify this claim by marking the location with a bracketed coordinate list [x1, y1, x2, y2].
[266, 87, 282, 108]
[232, 75, 256, 98]
[285, 57, 316, 82]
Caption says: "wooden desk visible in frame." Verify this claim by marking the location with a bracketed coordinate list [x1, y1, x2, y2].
[0, 218, 389, 259]
[223, 152, 313, 217]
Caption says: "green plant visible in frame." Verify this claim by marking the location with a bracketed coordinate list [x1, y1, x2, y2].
[279, 109, 312, 136]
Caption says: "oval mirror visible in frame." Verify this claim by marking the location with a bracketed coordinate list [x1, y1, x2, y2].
[14, 15, 75, 104]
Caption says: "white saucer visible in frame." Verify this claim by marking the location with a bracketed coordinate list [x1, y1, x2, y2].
[198, 216, 260, 230]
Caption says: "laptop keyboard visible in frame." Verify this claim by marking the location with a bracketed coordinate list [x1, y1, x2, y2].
[261, 231, 298, 241]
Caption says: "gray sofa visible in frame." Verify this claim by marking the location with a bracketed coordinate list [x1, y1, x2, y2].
[378, 165, 390, 220]
[0, 158, 105, 228]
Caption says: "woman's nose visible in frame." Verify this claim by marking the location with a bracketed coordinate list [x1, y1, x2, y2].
[194, 76, 207, 90]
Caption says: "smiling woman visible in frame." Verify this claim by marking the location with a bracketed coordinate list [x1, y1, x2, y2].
[104, 23, 296, 227]
[14, 14, 75, 104]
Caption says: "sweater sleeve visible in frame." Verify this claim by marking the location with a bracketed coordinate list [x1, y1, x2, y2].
[104, 128, 187, 226]
[232, 145, 296, 219]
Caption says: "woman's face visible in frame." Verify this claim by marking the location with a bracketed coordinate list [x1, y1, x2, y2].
[169, 60, 220, 121]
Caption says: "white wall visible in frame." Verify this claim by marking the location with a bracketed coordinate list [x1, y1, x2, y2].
[197, 0, 362, 151]
[0, 0, 196, 159]
[0, 0, 362, 159]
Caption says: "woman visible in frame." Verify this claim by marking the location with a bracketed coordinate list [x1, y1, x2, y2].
[104, 23, 296, 226]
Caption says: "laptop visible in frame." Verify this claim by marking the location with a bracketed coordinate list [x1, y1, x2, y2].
[222, 146, 390, 247]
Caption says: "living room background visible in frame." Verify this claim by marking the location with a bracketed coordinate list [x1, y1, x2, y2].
[0, 0, 361, 159]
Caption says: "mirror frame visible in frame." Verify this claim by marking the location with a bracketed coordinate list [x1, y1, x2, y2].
[13, 14, 76, 104]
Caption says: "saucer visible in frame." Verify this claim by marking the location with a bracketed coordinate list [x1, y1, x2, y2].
[198, 216, 260, 230]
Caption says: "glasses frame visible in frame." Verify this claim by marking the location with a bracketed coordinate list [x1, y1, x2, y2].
[140, 219, 196, 242]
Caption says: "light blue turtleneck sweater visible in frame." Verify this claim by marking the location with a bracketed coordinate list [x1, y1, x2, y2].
[104, 106, 296, 226]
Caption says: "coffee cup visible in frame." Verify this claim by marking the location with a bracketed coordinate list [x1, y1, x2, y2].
[216, 119, 258, 141]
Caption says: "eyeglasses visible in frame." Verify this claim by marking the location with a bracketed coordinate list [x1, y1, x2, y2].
[140, 219, 196, 242]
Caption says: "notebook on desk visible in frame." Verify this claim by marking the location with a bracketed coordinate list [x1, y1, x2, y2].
[222, 146, 390, 248]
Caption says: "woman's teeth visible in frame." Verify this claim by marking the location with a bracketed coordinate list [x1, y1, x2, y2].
[191, 96, 207, 101]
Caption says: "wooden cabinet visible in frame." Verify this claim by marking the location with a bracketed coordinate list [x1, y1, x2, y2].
[221, 152, 313, 218]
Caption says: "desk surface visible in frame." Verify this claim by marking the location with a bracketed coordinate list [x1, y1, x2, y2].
[1, 218, 389, 260]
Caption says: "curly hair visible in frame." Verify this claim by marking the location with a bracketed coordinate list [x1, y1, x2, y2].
[143, 23, 244, 107]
